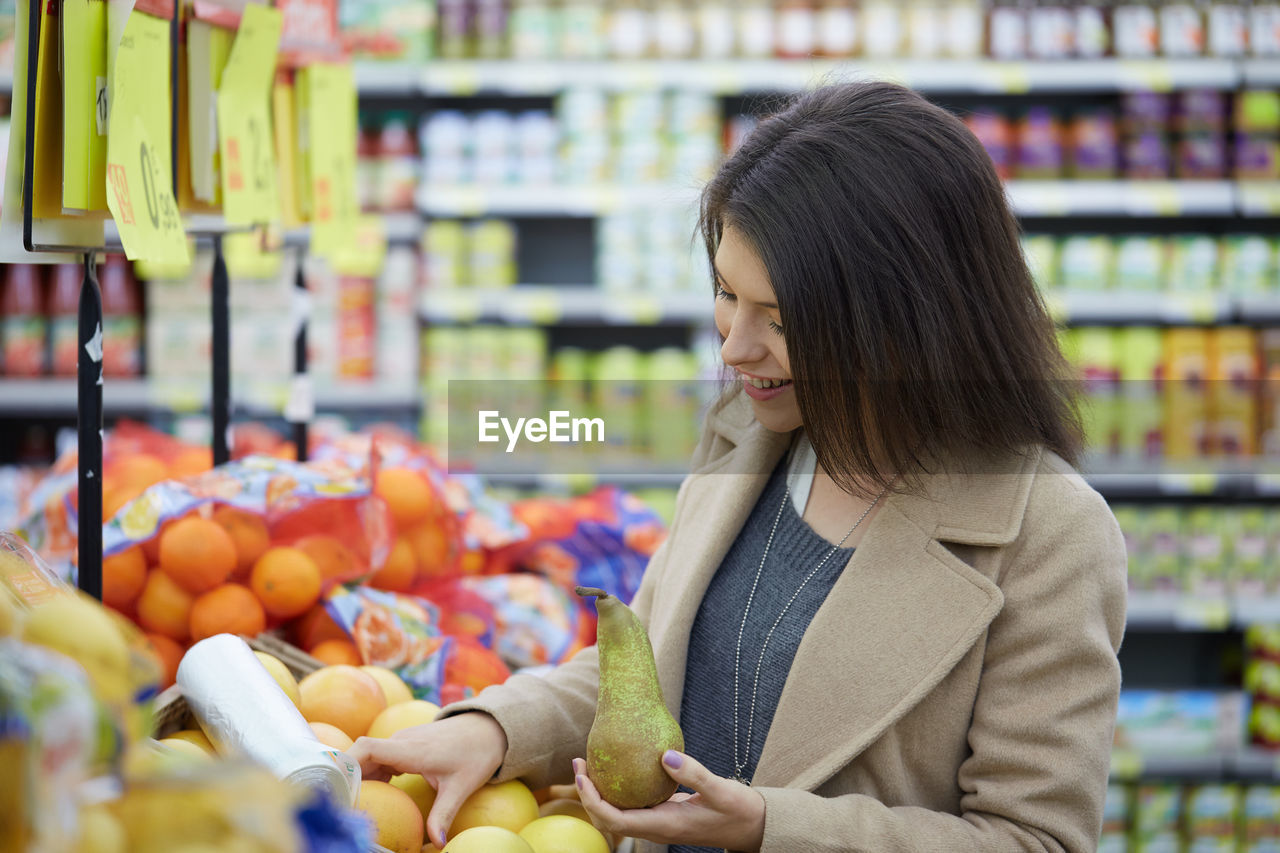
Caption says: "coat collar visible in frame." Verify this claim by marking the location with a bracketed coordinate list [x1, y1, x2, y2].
[646, 390, 1037, 790]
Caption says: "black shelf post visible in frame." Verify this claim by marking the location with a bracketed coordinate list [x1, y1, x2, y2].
[211, 234, 231, 465]
[77, 253, 102, 600]
[292, 248, 309, 461]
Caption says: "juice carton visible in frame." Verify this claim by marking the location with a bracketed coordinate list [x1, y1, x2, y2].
[1168, 235, 1222, 293]
[1021, 234, 1058, 292]
[1112, 506, 1146, 590]
[1102, 783, 1132, 835]
[1115, 235, 1167, 291]
[1259, 329, 1280, 457]
[1184, 783, 1241, 839]
[1163, 328, 1212, 460]
[1118, 327, 1165, 459]
[1133, 783, 1182, 837]
[1097, 834, 1127, 853]
[1130, 833, 1179, 853]
[1221, 235, 1275, 295]
[1185, 506, 1229, 596]
[1076, 327, 1121, 456]
[1242, 785, 1280, 841]
[1233, 508, 1273, 598]
[1211, 327, 1260, 457]
[1059, 234, 1114, 291]
[1146, 506, 1184, 593]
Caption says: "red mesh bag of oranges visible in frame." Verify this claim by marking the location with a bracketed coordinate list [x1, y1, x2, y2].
[93, 453, 395, 660]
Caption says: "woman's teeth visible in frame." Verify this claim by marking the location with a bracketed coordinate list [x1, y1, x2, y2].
[746, 377, 790, 389]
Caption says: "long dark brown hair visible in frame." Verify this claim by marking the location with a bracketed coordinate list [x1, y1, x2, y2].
[699, 81, 1082, 496]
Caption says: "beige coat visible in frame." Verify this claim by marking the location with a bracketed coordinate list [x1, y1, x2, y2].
[445, 390, 1128, 853]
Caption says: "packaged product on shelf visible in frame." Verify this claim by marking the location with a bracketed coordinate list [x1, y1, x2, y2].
[1115, 236, 1168, 292]
[1212, 327, 1260, 457]
[1, 264, 46, 377]
[1209, 3, 1249, 57]
[473, 110, 518, 185]
[1185, 506, 1229, 597]
[1117, 326, 1163, 460]
[377, 114, 419, 212]
[469, 218, 517, 287]
[1233, 508, 1275, 597]
[1112, 505, 1145, 587]
[422, 219, 469, 289]
[376, 246, 421, 386]
[458, 572, 593, 669]
[475, 0, 510, 59]
[339, 0, 434, 60]
[337, 274, 376, 380]
[559, 0, 606, 59]
[1185, 783, 1241, 840]
[599, 209, 643, 291]
[1177, 131, 1229, 179]
[1114, 3, 1161, 57]
[1021, 234, 1057, 291]
[1163, 327, 1212, 460]
[608, 0, 654, 58]
[1168, 236, 1221, 293]
[420, 110, 472, 185]
[906, 0, 945, 58]
[1133, 785, 1182, 844]
[1262, 329, 1280, 457]
[1159, 3, 1207, 56]
[1075, 327, 1120, 456]
[514, 110, 558, 184]
[1059, 235, 1114, 291]
[1243, 785, 1280, 841]
[653, 0, 696, 59]
[965, 109, 1015, 181]
[47, 263, 79, 377]
[592, 345, 646, 464]
[1014, 106, 1065, 179]
[1148, 505, 1184, 592]
[1074, 4, 1110, 57]
[987, 0, 1027, 59]
[1102, 783, 1130, 836]
[511, 0, 558, 60]
[735, 0, 775, 58]
[1066, 109, 1120, 179]
[814, 0, 857, 57]
[436, 0, 472, 59]
[1251, 4, 1280, 57]
[1221, 235, 1276, 295]
[645, 347, 702, 465]
[1026, 2, 1073, 59]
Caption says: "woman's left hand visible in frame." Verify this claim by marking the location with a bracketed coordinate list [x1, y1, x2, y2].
[572, 751, 765, 852]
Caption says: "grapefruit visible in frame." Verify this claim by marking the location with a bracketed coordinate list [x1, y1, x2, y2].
[254, 651, 302, 708]
[391, 773, 437, 826]
[298, 665, 387, 740]
[366, 699, 442, 740]
[362, 665, 414, 705]
[518, 815, 610, 853]
[310, 721, 355, 751]
[450, 779, 539, 836]
[356, 780, 424, 853]
[441, 827, 534, 853]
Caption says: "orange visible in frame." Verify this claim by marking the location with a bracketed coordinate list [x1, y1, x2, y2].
[250, 547, 322, 619]
[136, 570, 195, 642]
[144, 632, 185, 688]
[366, 700, 441, 740]
[370, 536, 417, 592]
[141, 517, 182, 564]
[189, 583, 267, 642]
[309, 721, 354, 751]
[102, 483, 143, 522]
[102, 546, 147, 610]
[295, 603, 349, 651]
[356, 780, 424, 853]
[294, 535, 361, 586]
[361, 665, 414, 706]
[159, 517, 237, 594]
[297, 664, 387, 740]
[107, 454, 168, 493]
[375, 468, 435, 530]
[405, 522, 452, 579]
[311, 639, 363, 666]
[168, 447, 213, 479]
[212, 506, 270, 579]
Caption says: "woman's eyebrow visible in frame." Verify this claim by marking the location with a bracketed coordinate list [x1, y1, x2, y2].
[714, 269, 777, 308]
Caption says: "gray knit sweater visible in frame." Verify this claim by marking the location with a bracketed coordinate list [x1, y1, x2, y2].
[670, 459, 854, 853]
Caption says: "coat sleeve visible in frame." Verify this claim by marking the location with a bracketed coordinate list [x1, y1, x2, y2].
[435, 421, 720, 790]
[752, 480, 1128, 853]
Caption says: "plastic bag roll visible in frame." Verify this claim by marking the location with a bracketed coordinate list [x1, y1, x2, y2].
[176, 634, 360, 805]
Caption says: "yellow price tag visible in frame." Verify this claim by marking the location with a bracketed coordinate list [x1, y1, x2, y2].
[1120, 61, 1174, 92]
[596, 186, 622, 214]
[306, 63, 359, 259]
[332, 214, 387, 277]
[507, 292, 562, 325]
[1187, 294, 1218, 324]
[990, 63, 1030, 94]
[1109, 750, 1144, 780]
[106, 115, 188, 264]
[610, 295, 662, 325]
[1174, 597, 1231, 631]
[224, 229, 283, 279]
[1158, 471, 1218, 495]
[217, 4, 283, 226]
[432, 64, 480, 95]
[153, 381, 204, 414]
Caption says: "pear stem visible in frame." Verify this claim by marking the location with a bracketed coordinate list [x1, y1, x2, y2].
[575, 586, 609, 600]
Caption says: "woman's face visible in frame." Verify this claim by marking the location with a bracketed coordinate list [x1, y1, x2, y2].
[713, 226, 803, 433]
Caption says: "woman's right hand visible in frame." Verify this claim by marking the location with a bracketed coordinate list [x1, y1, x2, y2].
[348, 711, 509, 849]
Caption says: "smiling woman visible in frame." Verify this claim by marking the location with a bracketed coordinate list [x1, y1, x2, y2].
[348, 81, 1127, 853]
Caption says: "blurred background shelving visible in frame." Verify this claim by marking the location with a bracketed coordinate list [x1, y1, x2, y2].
[7, 3, 1280, 842]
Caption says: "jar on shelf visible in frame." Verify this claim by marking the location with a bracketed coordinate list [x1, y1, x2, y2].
[816, 0, 859, 58]
[906, 0, 944, 59]
[986, 0, 1027, 59]
[775, 0, 818, 59]
[1027, 0, 1075, 60]
[1159, 1, 1207, 57]
[1207, 2, 1248, 57]
[696, 2, 735, 58]
[653, 0, 696, 59]
[1074, 1, 1112, 58]
[560, 0, 606, 59]
[437, 0, 474, 59]
[1250, 1, 1280, 56]
[510, 0, 557, 61]
[474, 0, 510, 59]
[735, 0, 775, 59]
[943, 0, 984, 59]
[1113, 2, 1159, 58]
[608, 0, 655, 59]
[861, 0, 903, 57]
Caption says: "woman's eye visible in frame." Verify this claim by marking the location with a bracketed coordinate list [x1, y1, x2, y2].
[715, 284, 736, 301]
[768, 320, 784, 334]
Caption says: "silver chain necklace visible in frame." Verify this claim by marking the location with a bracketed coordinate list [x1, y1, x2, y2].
[730, 480, 888, 786]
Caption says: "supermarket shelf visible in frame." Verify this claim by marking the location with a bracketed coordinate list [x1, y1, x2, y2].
[1238, 295, 1280, 323]
[0, 379, 421, 416]
[1084, 462, 1280, 500]
[1237, 183, 1280, 218]
[382, 211, 421, 244]
[1243, 59, 1280, 86]
[416, 183, 699, 217]
[1111, 749, 1280, 782]
[1125, 592, 1280, 632]
[417, 181, 1245, 218]
[1008, 180, 1236, 217]
[353, 58, 1243, 97]
[1049, 291, 1232, 325]
[420, 286, 713, 325]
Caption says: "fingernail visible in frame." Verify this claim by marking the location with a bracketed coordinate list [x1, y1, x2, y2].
[576, 774, 585, 790]
[663, 750, 684, 769]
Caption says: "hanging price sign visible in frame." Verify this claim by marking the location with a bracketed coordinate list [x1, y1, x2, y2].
[107, 119, 187, 263]
[218, 3, 283, 225]
[306, 62, 358, 259]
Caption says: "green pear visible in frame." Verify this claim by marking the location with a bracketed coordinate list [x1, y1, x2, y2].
[576, 586, 684, 810]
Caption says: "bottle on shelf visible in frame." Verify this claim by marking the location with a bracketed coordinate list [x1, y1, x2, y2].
[735, 0, 775, 59]
[608, 0, 655, 59]
[474, 0, 509, 59]
[1207, 1, 1248, 57]
[1027, 0, 1075, 60]
[775, 0, 818, 60]
[378, 113, 419, 212]
[48, 263, 81, 378]
[906, 0, 945, 59]
[1, 264, 47, 378]
[510, 0, 557, 60]
[986, 0, 1028, 59]
[1113, 1, 1160, 58]
[816, 0, 859, 59]
[1159, 0, 1207, 57]
[944, 0, 984, 58]
[695, 1, 735, 59]
[560, 0, 606, 59]
[437, 0, 474, 59]
[99, 255, 142, 379]
[1074, 0, 1112, 58]
[653, 0, 696, 59]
